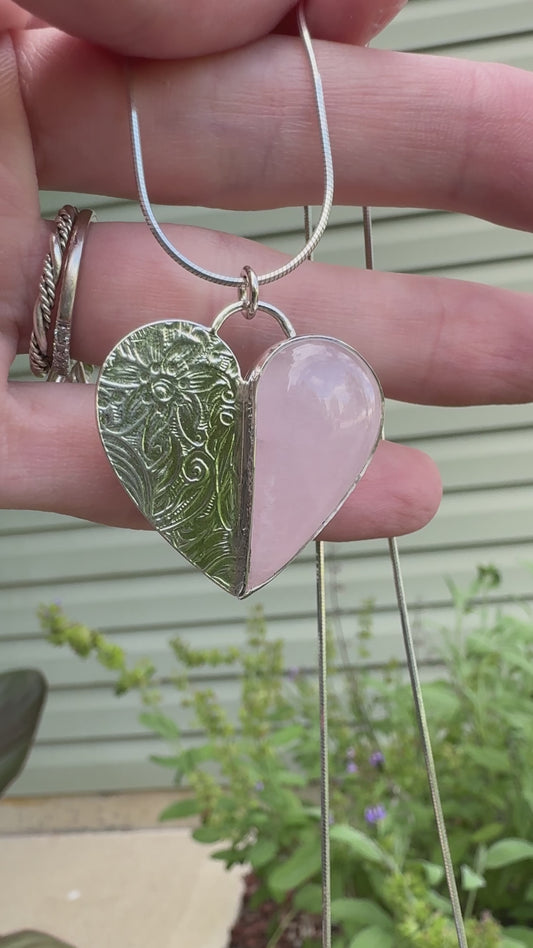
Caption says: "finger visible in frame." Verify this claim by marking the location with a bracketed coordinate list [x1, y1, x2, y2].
[0, 1, 32, 29]
[14, 0, 406, 57]
[0, 31, 40, 366]
[278, 0, 408, 47]
[3, 380, 441, 537]
[16, 221, 533, 408]
[17, 32, 533, 234]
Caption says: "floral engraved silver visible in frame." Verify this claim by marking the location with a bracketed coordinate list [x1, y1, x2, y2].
[96, 321, 241, 593]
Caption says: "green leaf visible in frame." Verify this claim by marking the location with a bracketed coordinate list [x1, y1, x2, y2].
[269, 725, 304, 747]
[421, 682, 461, 720]
[303, 806, 322, 821]
[0, 670, 47, 795]
[505, 929, 533, 948]
[268, 841, 321, 900]
[192, 825, 222, 844]
[471, 822, 504, 845]
[249, 839, 278, 870]
[460, 864, 486, 892]
[159, 797, 199, 820]
[464, 746, 510, 773]
[168, 744, 216, 778]
[329, 825, 389, 866]
[427, 891, 452, 916]
[501, 939, 527, 948]
[349, 925, 394, 948]
[278, 771, 307, 787]
[210, 847, 246, 868]
[293, 884, 323, 914]
[485, 838, 533, 870]
[138, 711, 180, 741]
[421, 861, 445, 887]
[330, 898, 393, 931]
[0, 934, 76, 948]
[149, 754, 182, 768]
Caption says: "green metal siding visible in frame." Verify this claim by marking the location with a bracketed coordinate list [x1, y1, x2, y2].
[1, 0, 532, 794]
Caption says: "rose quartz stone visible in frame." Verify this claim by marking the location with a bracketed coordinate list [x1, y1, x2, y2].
[245, 337, 382, 594]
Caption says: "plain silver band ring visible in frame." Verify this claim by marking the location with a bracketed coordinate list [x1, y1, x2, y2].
[47, 209, 96, 383]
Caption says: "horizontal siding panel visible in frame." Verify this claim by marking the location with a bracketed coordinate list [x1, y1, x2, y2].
[2, 522, 532, 640]
[310, 215, 533, 274]
[335, 540, 533, 615]
[421, 257, 533, 292]
[385, 402, 533, 439]
[377, 0, 533, 51]
[5, 640, 517, 797]
[440, 34, 533, 68]
[0, 617, 433, 693]
[2, 538, 531, 688]
[9, 738, 172, 795]
[32, 647, 446, 743]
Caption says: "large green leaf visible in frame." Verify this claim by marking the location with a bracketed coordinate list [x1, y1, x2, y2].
[329, 825, 389, 866]
[138, 711, 180, 741]
[268, 840, 322, 900]
[0, 670, 47, 795]
[158, 797, 200, 820]
[292, 883, 323, 914]
[460, 864, 486, 892]
[248, 838, 278, 870]
[349, 925, 394, 948]
[485, 838, 533, 870]
[330, 898, 393, 931]
[0, 932, 75, 948]
[505, 928, 533, 948]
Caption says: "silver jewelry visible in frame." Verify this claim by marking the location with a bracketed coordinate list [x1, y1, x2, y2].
[96, 4, 468, 945]
[29, 205, 78, 377]
[29, 204, 95, 383]
[97, 1, 383, 599]
[48, 209, 96, 383]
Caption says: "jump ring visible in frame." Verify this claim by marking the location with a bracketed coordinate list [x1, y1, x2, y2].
[239, 266, 259, 320]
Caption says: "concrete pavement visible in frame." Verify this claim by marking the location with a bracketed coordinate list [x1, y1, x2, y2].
[0, 828, 244, 948]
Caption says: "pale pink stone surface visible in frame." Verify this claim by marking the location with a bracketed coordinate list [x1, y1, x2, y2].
[245, 337, 383, 594]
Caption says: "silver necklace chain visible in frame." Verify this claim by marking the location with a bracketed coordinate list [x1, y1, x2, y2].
[128, 2, 468, 940]
[363, 207, 469, 948]
[128, 2, 334, 290]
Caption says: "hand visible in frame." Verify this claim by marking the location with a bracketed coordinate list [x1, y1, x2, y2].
[1, 0, 532, 542]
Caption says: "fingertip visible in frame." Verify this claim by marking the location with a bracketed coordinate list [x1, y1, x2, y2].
[321, 441, 443, 542]
[292, 0, 408, 46]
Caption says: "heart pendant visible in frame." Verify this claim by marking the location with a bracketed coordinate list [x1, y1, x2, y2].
[96, 317, 383, 597]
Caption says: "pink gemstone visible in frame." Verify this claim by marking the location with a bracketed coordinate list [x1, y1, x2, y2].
[244, 337, 382, 594]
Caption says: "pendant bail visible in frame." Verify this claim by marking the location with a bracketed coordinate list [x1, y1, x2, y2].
[239, 266, 259, 320]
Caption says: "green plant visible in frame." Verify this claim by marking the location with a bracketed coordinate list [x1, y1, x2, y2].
[0, 935, 76, 948]
[41, 567, 533, 947]
[0, 669, 47, 794]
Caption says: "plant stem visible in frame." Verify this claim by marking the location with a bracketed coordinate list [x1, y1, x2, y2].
[265, 909, 296, 948]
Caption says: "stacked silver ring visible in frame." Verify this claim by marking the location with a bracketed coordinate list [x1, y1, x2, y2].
[29, 204, 96, 382]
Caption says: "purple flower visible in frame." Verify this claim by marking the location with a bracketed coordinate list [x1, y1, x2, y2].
[365, 805, 386, 824]
[369, 751, 385, 767]
[287, 666, 300, 681]
[328, 812, 335, 825]
[346, 747, 356, 760]
[346, 761, 358, 775]
[254, 781, 265, 792]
